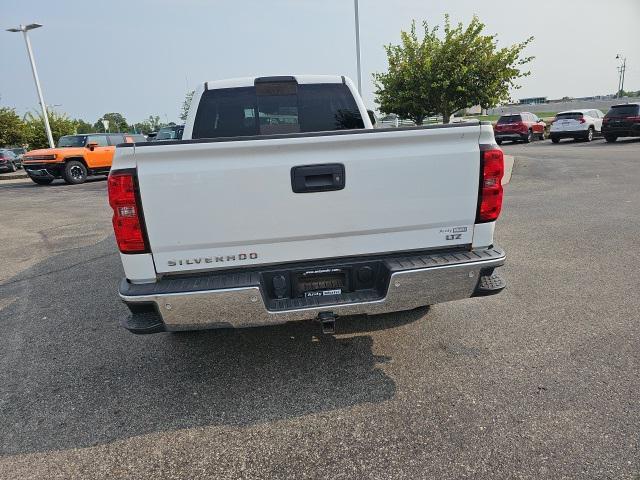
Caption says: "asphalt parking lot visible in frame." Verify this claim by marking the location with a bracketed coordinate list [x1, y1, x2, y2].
[1, 138, 639, 479]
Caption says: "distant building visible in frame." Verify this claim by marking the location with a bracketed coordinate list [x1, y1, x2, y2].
[465, 105, 482, 115]
[519, 96, 548, 105]
[574, 94, 615, 101]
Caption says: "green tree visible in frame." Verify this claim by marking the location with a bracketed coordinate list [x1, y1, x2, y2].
[131, 121, 152, 135]
[93, 112, 129, 133]
[180, 90, 195, 122]
[147, 115, 163, 130]
[74, 119, 94, 134]
[131, 115, 165, 134]
[0, 107, 26, 147]
[22, 110, 78, 149]
[374, 16, 534, 124]
[616, 89, 640, 98]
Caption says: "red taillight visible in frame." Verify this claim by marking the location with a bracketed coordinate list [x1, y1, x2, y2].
[579, 117, 586, 124]
[108, 170, 148, 254]
[477, 147, 504, 223]
[628, 116, 640, 122]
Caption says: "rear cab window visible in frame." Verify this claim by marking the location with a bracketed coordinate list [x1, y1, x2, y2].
[192, 82, 364, 139]
[497, 115, 522, 124]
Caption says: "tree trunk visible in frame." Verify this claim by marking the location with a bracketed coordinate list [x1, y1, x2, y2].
[442, 112, 451, 124]
[414, 116, 424, 126]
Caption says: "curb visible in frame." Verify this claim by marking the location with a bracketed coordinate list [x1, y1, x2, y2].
[503, 155, 514, 185]
[0, 171, 28, 181]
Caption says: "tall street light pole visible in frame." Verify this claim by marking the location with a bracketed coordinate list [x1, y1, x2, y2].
[6, 23, 55, 148]
[354, 0, 362, 95]
[616, 54, 627, 98]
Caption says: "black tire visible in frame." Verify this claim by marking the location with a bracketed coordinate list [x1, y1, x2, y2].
[584, 127, 594, 142]
[7, 161, 17, 172]
[524, 130, 533, 143]
[29, 177, 54, 185]
[496, 139, 503, 145]
[604, 135, 617, 143]
[63, 160, 88, 185]
[551, 136, 560, 144]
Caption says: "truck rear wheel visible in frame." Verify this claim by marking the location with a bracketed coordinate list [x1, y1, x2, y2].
[63, 160, 88, 185]
[604, 135, 617, 143]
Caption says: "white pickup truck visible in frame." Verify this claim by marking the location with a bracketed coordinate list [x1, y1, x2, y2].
[108, 75, 506, 334]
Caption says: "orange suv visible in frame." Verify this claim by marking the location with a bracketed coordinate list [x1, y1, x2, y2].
[23, 133, 145, 185]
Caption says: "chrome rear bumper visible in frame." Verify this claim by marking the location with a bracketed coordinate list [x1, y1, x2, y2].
[119, 247, 506, 333]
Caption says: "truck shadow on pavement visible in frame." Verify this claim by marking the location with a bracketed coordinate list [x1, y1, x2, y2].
[0, 237, 422, 455]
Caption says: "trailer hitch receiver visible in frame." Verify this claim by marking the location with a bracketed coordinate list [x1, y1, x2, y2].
[317, 311, 337, 334]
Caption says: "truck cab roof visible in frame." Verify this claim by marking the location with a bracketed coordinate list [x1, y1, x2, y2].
[203, 75, 344, 90]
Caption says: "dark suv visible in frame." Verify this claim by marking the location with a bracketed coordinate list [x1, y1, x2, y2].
[153, 125, 184, 141]
[602, 103, 640, 142]
[0, 149, 21, 173]
[493, 112, 546, 145]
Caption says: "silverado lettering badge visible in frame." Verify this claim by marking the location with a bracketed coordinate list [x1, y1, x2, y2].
[168, 253, 258, 267]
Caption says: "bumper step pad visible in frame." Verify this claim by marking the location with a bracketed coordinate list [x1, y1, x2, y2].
[473, 270, 506, 296]
[121, 311, 165, 334]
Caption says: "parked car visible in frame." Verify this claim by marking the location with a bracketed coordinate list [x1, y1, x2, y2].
[109, 74, 506, 335]
[22, 133, 144, 185]
[153, 125, 184, 141]
[0, 149, 21, 172]
[549, 109, 604, 143]
[494, 112, 546, 145]
[602, 103, 640, 142]
[9, 147, 26, 163]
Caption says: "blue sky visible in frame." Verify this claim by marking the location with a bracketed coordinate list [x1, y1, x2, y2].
[1, 0, 639, 124]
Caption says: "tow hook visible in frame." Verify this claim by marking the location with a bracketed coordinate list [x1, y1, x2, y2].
[317, 311, 337, 334]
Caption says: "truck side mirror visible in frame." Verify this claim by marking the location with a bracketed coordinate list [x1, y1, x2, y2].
[86, 141, 98, 151]
[367, 110, 377, 126]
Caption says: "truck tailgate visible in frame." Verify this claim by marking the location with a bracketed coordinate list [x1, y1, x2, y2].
[133, 125, 481, 274]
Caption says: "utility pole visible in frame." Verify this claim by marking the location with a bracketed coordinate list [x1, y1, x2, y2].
[616, 54, 627, 98]
[354, 0, 362, 95]
[6, 23, 55, 148]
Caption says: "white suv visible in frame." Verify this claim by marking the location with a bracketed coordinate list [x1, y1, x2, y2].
[550, 109, 604, 143]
